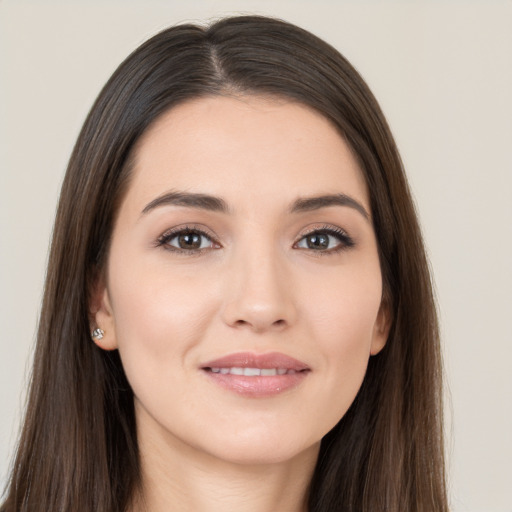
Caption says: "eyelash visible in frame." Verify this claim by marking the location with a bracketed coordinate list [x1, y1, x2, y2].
[294, 225, 355, 255]
[156, 225, 219, 256]
[156, 224, 355, 256]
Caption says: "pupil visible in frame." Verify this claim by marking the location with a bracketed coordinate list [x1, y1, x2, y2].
[307, 234, 329, 249]
[179, 232, 201, 249]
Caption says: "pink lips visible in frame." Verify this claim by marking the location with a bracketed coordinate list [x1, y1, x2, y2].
[201, 352, 310, 398]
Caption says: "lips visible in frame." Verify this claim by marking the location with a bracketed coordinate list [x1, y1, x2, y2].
[200, 352, 310, 397]
[202, 352, 309, 370]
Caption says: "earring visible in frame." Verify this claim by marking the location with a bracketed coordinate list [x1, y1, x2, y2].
[91, 328, 105, 341]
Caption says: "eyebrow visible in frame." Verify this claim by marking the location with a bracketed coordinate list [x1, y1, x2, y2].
[141, 191, 230, 215]
[141, 190, 369, 220]
[290, 194, 370, 220]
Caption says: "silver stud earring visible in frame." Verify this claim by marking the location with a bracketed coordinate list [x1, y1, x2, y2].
[91, 328, 105, 341]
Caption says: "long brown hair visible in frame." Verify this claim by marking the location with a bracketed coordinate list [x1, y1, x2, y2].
[1, 16, 448, 511]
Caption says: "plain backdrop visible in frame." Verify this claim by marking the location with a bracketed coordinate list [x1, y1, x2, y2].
[1, 1, 511, 511]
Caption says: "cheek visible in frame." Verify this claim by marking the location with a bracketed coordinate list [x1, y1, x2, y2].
[302, 265, 382, 411]
[306, 262, 382, 347]
[108, 256, 220, 373]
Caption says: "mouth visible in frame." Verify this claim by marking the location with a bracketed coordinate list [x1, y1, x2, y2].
[206, 367, 302, 376]
[200, 352, 310, 397]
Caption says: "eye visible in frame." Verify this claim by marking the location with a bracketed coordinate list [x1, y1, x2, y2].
[295, 227, 354, 253]
[157, 227, 220, 253]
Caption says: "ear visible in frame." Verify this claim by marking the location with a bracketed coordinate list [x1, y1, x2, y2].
[89, 274, 118, 351]
[370, 300, 391, 356]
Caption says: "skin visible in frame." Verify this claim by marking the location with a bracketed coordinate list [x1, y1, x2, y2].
[92, 95, 390, 512]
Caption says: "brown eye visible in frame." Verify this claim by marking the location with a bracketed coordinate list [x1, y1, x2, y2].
[304, 233, 330, 250]
[176, 232, 203, 249]
[162, 229, 216, 251]
[295, 228, 354, 252]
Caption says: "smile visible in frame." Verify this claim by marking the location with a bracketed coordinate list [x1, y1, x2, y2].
[208, 367, 299, 376]
[201, 352, 310, 397]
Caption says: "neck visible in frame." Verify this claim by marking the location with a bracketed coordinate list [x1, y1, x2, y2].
[129, 411, 319, 512]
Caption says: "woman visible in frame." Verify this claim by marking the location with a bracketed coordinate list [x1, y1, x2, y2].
[1, 15, 448, 512]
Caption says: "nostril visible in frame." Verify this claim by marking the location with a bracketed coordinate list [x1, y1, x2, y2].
[231, 318, 287, 331]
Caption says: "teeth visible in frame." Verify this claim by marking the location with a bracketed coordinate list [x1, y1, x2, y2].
[244, 367, 261, 376]
[209, 367, 296, 376]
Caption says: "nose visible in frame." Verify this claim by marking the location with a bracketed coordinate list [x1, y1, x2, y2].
[221, 244, 297, 334]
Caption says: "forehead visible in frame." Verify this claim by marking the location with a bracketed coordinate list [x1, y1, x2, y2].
[124, 95, 369, 214]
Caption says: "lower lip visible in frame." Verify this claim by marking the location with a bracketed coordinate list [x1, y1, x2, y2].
[202, 370, 309, 397]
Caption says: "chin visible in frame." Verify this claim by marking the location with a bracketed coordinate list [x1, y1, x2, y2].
[199, 431, 321, 467]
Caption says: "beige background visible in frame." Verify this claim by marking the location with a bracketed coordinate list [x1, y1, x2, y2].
[1, 1, 511, 510]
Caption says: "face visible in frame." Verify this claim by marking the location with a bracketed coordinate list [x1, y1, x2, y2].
[93, 95, 389, 466]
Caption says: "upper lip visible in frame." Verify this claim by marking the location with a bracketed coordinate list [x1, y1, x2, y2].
[201, 352, 310, 371]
